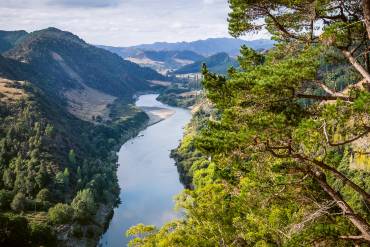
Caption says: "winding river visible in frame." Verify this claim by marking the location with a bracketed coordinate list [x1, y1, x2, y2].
[99, 94, 191, 246]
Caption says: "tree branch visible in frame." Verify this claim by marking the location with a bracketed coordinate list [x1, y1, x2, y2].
[339, 235, 369, 242]
[296, 93, 353, 101]
[340, 79, 369, 95]
[323, 122, 370, 147]
[296, 154, 370, 205]
[266, 12, 302, 41]
[342, 49, 370, 83]
[309, 167, 370, 242]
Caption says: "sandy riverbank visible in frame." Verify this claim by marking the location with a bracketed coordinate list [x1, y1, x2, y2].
[140, 106, 176, 126]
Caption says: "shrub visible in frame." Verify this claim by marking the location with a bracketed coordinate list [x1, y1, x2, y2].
[71, 189, 97, 223]
[10, 192, 26, 212]
[48, 203, 74, 225]
[36, 188, 51, 202]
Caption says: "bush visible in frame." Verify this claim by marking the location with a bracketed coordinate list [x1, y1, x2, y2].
[36, 188, 51, 202]
[71, 189, 97, 223]
[48, 203, 74, 225]
[10, 192, 26, 212]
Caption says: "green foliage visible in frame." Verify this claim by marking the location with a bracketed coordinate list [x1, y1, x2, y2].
[71, 189, 97, 223]
[0, 213, 30, 246]
[36, 188, 50, 202]
[0, 190, 13, 210]
[10, 192, 26, 212]
[29, 222, 56, 246]
[68, 150, 76, 164]
[129, 1, 370, 246]
[48, 203, 74, 225]
[71, 225, 83, 238]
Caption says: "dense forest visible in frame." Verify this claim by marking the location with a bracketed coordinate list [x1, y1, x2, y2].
[127, 1, 370, 246]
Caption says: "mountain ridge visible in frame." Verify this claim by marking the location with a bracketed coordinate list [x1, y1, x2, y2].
[3, 27, 165, 100]
[98, 37, 275, 58]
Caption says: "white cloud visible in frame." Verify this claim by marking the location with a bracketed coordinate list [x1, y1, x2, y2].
[47, 0, 123, 8]
[0, 0, 269, 46]
[203, 0, 215, 4]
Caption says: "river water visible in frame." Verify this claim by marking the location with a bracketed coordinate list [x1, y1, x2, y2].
[99, 94, 191, 246]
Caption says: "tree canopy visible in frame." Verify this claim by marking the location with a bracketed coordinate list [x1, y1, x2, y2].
[127, 1, 370, 246]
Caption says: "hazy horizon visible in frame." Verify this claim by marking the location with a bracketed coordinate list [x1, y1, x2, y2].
[0, 0, 270, 46]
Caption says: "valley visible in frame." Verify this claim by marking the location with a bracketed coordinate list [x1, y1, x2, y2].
[2, 1, 370, 247]
[0, 26, 253, 247]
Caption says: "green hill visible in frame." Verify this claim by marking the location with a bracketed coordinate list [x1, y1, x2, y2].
[173, 52, 239, 75]
[4, 28, 165, 99]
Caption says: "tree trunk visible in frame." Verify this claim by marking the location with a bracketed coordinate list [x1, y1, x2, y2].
[296, 155, 370, 205]
[366, 52, 370, 73]
[362, 0, 370, 40]
[310, 168, 370, 243]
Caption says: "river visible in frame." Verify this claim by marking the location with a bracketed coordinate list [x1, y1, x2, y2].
[99, 94, 191, 246]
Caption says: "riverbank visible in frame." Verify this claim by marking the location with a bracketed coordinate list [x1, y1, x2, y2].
[56, 102, 150, 247]
[141, 106, 176, 125]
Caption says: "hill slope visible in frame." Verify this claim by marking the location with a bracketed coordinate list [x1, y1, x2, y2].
[1, 28, 166, 121]
[0, 30, 28, 53]
[126, 50, 205, 74]
[5, 28, 165, 99]
[174, 52, 239, 75]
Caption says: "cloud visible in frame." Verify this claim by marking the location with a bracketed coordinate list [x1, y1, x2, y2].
[0, 0, 269, 46]
[203, 0, 215, 4]
[47, 0, 122, 8]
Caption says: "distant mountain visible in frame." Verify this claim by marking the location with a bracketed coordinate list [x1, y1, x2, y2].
[126, 50, 205, 74]
[0, 30, 28, 53]
[174, 52, 239, 75]
[142, 50, 204, 62]
[3, 28, 165, 99]
[98, 38, 275, 58]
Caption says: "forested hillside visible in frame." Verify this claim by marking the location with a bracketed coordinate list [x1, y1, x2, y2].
[0, 27, 163, 246]
[127, 1, 370, 246]
[173, 52, 239, 75]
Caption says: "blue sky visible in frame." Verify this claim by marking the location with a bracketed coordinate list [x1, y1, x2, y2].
[0, 0, 269, 46]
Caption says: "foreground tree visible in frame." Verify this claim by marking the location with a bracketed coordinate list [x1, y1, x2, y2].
[128, 0, 370, 246]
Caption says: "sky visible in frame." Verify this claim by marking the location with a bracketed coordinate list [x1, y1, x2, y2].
[0, 0, 269, 46]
